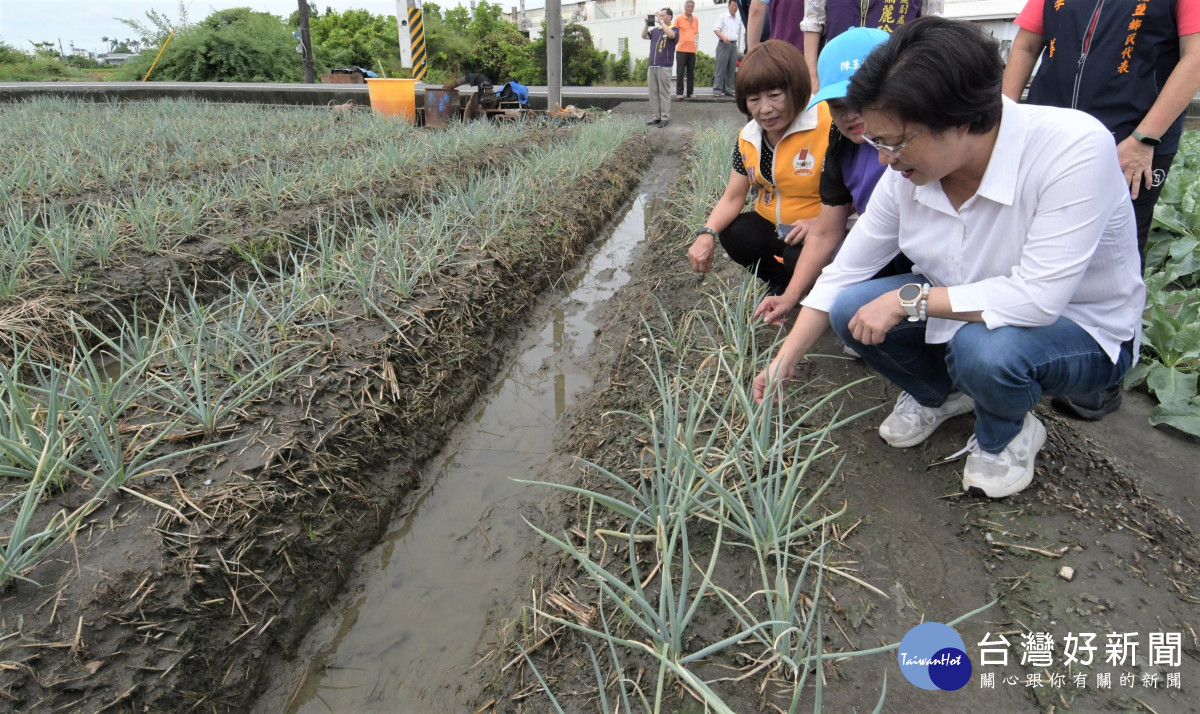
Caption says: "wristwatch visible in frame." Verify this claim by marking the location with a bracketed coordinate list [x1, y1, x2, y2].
[898, 283, 923, 322]
[1131, 130, 1161, 147]
[694, 227, 718, 239]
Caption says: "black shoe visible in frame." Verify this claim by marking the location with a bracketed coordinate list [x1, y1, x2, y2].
[658, 119, 669, 128]
[646, 118, 661, 126]
[1051, 384, 1123, 421]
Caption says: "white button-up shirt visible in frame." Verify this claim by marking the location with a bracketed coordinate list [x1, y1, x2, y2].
[715, 12, 742, 44]
[802, 97, 1144, 363]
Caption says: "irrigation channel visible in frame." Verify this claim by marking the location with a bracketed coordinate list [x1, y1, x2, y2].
[253, 182, 656, 712]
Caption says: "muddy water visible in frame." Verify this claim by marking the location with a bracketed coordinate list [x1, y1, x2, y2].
[254, 193, 651, 713]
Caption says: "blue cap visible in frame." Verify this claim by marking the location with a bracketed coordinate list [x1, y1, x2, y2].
[807, 28, 891, 110]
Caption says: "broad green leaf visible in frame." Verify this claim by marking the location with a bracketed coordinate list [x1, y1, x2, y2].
[1122, 361, 1152, 389]
[1148, 400, 1200, 437]
[1144, 229, 1174, 271]
[1167, 236, 1199, 260]
[1171, 322, 1200, 363]
[1143, 307, 1180, 358]
[1146, 363, 1198, 406]
[1165, 251, 1200, 284]
[1143, 271, 1173, 298]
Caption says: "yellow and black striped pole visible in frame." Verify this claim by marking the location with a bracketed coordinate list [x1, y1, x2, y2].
[397, 0, 428, 80]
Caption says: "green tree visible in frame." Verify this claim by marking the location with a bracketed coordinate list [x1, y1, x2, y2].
[307, 8, 401, 71]
[420, 2, 471, 81]
[514, 23, 605, 85]
[467, 16, 532, 81]
[0, 40, 80, 80]
[118, 7, 310, 82]
[116, 1, 191, 46]
[419, 1, 532, 83]
[467, 2, 508, 40]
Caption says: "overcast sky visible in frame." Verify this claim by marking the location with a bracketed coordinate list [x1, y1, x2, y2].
[0, 1, 495, 54]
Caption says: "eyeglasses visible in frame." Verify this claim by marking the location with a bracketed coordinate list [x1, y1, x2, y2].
[862, 128, 923, 158]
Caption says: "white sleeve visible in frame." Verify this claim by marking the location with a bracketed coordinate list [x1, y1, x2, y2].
[920, 0, 945, 16]
[800, 0, 827, 32]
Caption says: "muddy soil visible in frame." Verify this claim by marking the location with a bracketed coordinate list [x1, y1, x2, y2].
[480, 101, 1200, 713]
[0, 129, 652, 712]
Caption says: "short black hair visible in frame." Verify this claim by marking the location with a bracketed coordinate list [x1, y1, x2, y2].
[662, 7, 674, 16]
[845, 17, 1002, 135]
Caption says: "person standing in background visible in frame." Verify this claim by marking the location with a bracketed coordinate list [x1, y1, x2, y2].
[1001, 0, 1200, 420]
[643, 8, 678, 127]
[713, 0, 743, 97]
[800, 0, 943, 91]
[674, 1, 700, 99]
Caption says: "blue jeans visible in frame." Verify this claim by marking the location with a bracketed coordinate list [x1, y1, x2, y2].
[829, 274, 1133, 453]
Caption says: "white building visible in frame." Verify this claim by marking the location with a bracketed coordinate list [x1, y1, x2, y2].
[503, 0, 1025, 62]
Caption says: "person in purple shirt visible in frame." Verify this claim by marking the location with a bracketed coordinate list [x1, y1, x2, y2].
[747, 0, 806, 52]
[754, 27, 909, 325]
[642, 8, 678, 127]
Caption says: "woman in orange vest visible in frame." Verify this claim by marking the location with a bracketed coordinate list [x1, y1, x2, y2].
[687, 40, 833, 313]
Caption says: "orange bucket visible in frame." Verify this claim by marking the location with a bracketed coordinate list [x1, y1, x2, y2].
[366, 78, 417, 120]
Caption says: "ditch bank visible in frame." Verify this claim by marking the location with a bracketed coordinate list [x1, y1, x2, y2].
[0, 131, 651, 712]
[249, 158, 676, 713]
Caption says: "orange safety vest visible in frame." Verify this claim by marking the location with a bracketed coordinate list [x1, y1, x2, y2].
[737, 103, 832, 227]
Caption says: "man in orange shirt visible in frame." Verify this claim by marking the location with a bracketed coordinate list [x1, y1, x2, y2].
[674, 1, 700, 98]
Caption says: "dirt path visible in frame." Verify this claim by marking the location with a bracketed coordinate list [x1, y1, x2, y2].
[481, 103, 1200, 712]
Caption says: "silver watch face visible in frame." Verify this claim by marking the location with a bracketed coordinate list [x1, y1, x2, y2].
[898, 283, 922, 302]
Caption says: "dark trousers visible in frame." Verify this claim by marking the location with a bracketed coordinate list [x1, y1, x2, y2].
[719, 212, 799, 291]
[1132, 151, 1175, 268]
[675, 52, 696, 97]
[720, 211, 916, 292]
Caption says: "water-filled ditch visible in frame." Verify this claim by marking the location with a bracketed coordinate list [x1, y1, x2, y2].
[253, 182, 655, 713]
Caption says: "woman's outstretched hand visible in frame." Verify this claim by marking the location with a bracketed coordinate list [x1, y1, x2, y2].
[753, 353, 796, 404]
[689, 233, 715, 272]
[753, 293, 798, 326]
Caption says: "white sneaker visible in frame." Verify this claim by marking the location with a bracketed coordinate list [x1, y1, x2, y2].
[959, 412, 1047, 498]
[878, 391, 975, 448]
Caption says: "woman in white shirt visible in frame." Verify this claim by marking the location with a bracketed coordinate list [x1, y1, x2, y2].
[753, 18, 1144, 498]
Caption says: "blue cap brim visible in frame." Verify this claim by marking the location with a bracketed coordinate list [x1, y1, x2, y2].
[807, 79, 851, 110]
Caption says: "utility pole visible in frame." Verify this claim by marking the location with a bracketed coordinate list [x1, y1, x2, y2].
[546, 0, 561, 110]
[298, 0, 315, 83]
